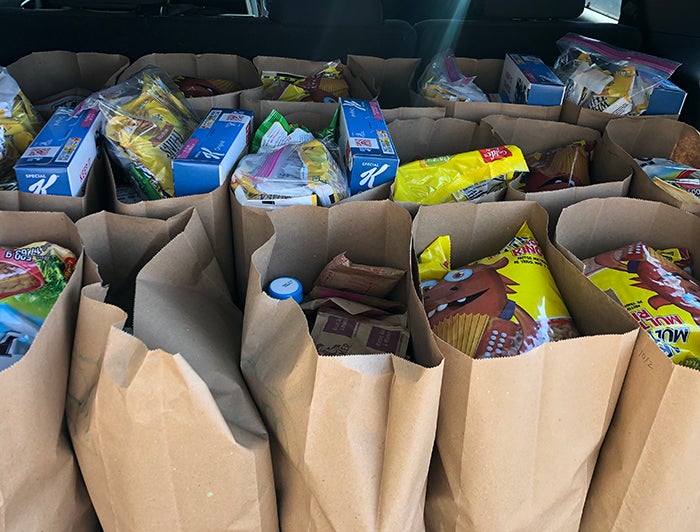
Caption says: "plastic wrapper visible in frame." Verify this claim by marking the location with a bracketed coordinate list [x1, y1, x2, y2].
[0, 241, 76, 371]
[261, 60, 350, 103]
[635, 157, 700, 204]
[232, 138, 349, 209]
[81, 66, 199, 199]
[393, 145, 528, 205]
[583, 242, 699, 368]
[419, 222, 578, 358]
[0, 67, 44, 187]
[554, 33, 680, 116]
[418, 49, 489, 103]
[172, 75, 242, 98]
[519, 140, 595, 192]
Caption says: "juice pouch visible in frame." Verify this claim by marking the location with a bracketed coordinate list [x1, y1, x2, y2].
[84, 66, 199, 199]
[393, 145, 528, 205]
[583, 242, 700, 368]
[419, 222, 578, 358]
[0, 241, 76, 371]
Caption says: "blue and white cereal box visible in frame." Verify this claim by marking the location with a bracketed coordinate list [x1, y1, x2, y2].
[14, 107, 102, 196]
[173, 108, 253, 197]
[338, 98, 399, 194]
[499, 54, 565, 106]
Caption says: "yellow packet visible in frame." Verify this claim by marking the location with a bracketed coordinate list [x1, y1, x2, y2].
[393, 145, 528, 205]
[420, 222, 578, 357]
[583, 243, 700, 368]
[417, 235, 451, 282]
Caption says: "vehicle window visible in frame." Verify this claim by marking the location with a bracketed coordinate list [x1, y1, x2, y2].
[586, 0, 622, 20]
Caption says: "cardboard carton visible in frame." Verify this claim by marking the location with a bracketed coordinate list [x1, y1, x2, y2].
[15, 107, 102, 196]
[499, 53, 565, 106]
[118, 53, 260, 118]
[411, 58, 562, 122]
[647, 78, 687, 116]
[602, 116, 700, 216]
[338, 98, 399, 194]
[173, 108, 253, 196]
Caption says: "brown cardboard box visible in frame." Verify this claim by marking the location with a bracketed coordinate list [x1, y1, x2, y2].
[241, 200, 443, 531]
[0, 154, 106, 221]
[7, 51, 129, 118]
[0, 211, 97, 530]
[240, 56, 376, 126]
[117, 53, 261, 118]
[483, 115, 633, 228]
[412, 58, 562, 122]
[602, 117, 700, 216]
[413, 200, 638, 531]
[69, 209, 278, 531]
[555, 197, 700, 531]
[560, 98, 679, 133]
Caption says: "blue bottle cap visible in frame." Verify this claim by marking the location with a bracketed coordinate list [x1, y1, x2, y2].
[268, 276, 303, 303]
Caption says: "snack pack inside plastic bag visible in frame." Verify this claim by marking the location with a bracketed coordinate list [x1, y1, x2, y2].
[583, 242, 699, 368]
[419, 222, 578, 358]
[519, 140, 595, 192]
[261, 60, 350, 103]
[393, 145, 528, 204]
[418, 49, 489, 103]
[232, 138, 349, 209]
[635, 157, 700, 204]
[554, 33, 680, 116]
[0, 67, 45, 189]
[0, 241, 76, 371]
[80, 66, 199, 199]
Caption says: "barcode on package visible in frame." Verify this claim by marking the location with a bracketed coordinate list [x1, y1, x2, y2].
[376, 130, 395, 155]
[56, 138, 80, 163]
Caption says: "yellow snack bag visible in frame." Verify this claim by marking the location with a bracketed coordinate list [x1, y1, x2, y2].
[91, 66, 199, 199]
[420, 222, 578, 358]
[0, 67, 44, 185]
[583, 242, 700, 368]
[417, 235, 451, 282]
[393, 145, 528, 205]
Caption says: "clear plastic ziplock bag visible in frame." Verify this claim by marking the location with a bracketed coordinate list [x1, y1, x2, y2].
[0, 67, 44, 188]
[80, 66, 199, 200]
[231, 138, 349, 209]
[418, 49, 489, 103]
[554, 33, 680, 116]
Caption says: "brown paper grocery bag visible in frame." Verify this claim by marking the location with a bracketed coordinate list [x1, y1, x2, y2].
[480, 115, 633, 228]
[559, 99, 679, 133]
[68, 210, 278, 531]
[412, 201, 638, 532]
[117, 53, 261, 118]
[555, 197, 700, 531]
[0, 211, 97, 531]
[242, 200, 443, 531]
[107, 160, 236, 293]
[602, 117, 700, 216]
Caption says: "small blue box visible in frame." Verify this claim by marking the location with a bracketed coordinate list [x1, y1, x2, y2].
[647, 79, 687, 116]
[338, 98, 399, 195]
[173, 108, 253, 197]
[499, 54, 565, 107]
[14, 107, 102, 196]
